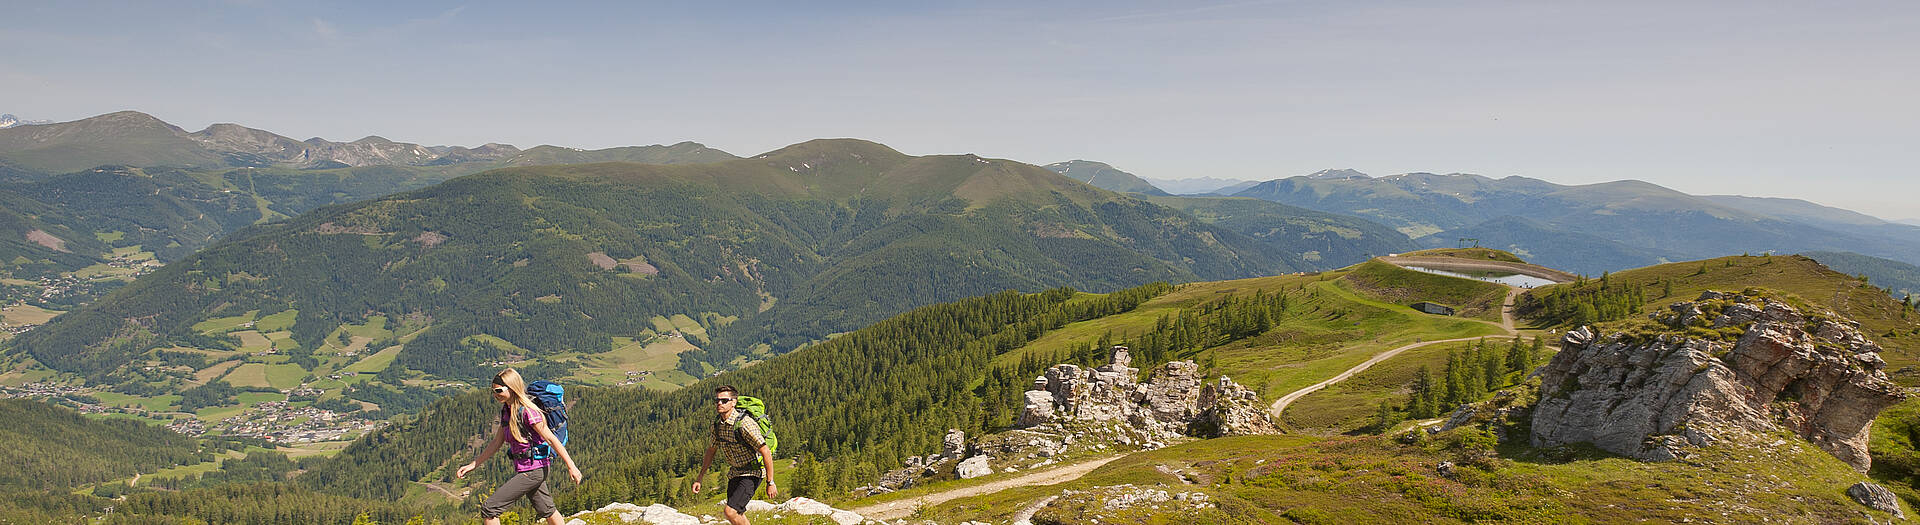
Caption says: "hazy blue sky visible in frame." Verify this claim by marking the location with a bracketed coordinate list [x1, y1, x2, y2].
[6, 1, 1916, 218]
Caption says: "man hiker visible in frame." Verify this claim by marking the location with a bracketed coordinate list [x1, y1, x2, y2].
[694, 385, 776, 525]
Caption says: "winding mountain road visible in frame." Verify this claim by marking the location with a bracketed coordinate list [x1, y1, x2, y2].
[1268, 287, 1521, 418]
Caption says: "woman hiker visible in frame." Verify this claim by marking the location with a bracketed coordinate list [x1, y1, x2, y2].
[456, 368, 583, 525]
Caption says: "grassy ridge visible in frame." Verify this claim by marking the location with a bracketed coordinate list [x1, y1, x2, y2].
[1398, 247, 1528, 263]
[1338, 259, 1510, 322]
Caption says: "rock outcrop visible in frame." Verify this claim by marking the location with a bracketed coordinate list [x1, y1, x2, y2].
[1021, 346, 1279, 439]
[1531, 291, 1905, 471]
[866, 347, 1278, 494]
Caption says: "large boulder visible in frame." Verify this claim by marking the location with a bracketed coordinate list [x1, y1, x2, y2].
[1847, 482, 1904, 519]
[1531, 291, 1905, 471]
[942, 429, 967, 458]
[774, 497, 867, 525]
[1018, 390, 1056, 427]
[955, 455, 994, 479]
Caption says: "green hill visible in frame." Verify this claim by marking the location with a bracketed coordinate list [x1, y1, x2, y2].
[4, 139, 1408, 403]
[1339, 259, 1511, 322]
[0, 111, 229, 174]
[1044, 160, 1168, 195]
[0, 398, 203, 491]
[1802, 250, 1920, 300]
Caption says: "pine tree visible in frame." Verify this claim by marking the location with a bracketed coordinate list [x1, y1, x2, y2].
[1408, 366, 1436, 418]
[1663, 279, 1674, 298]
[793, 453, 820, 498]
[1529, 336, 1544, 369]
[1504, 337, 1527, 375]
[1483, 344, 1505, 390]
[1444, 349, 1466, 406]
[1373, 401, 1400, 433]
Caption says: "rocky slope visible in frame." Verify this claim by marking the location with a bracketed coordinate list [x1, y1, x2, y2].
[1532, 290, 1906, 471]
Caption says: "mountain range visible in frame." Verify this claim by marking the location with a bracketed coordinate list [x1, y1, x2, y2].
[1224, 171, 1920, 275]
[0, 111, 742, 305]
[0, 110, 738, 176]
[7, 136, 1410, 399]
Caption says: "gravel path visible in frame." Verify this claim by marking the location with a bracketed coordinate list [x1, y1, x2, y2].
[852, 455, 1122, 520]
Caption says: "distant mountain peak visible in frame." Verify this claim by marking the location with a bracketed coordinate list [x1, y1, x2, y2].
[0, 113, 52, 129]
[1305, 168, 1370, 180]
[1042, 160, 1167, 195]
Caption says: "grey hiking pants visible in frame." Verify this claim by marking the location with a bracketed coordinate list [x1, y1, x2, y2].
[480, 466, 555, 518]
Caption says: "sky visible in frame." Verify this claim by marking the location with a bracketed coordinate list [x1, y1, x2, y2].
[5, 1, 1917, 219]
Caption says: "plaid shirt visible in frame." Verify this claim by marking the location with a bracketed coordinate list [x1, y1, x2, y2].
[712, 412, 767, 479]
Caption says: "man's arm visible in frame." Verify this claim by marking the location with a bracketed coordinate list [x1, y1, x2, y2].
[693, 444, 717, 492]
[757, 443, 777, 499]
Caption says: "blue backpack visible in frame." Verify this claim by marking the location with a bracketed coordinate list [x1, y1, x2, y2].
[524, 380, 568, 459]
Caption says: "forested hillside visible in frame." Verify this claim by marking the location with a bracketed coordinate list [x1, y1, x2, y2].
[0, 398, 202, 490]
[8, 139, 1406, 396]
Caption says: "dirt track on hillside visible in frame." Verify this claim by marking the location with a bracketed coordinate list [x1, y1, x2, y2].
[1379, 256, 1576, 283]
[851, 455, 1122, 520]
[1269, 287, 1521, 418]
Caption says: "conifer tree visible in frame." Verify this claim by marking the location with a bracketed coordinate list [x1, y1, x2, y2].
[1408, 366, 1436, 418]
[1444, 349, 1466, 406]
[1374, 401, 1400, 433]
[1505, 337, 1527, 375]
[1483, 344, 1505, 390]
[793, 453, 820, 498]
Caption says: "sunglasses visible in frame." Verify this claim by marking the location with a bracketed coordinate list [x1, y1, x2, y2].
[715, 397, 735, 404]
[492, 386, 508, 394]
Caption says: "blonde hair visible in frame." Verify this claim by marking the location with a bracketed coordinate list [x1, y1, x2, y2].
[493, 369, 542, 443]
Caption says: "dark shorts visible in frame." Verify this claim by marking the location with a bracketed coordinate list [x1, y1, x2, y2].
[725, 475, 762, 512]
[481, 467, 555, 518]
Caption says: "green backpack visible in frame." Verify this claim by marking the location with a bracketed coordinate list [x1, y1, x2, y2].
[733, 396, 779, 461]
